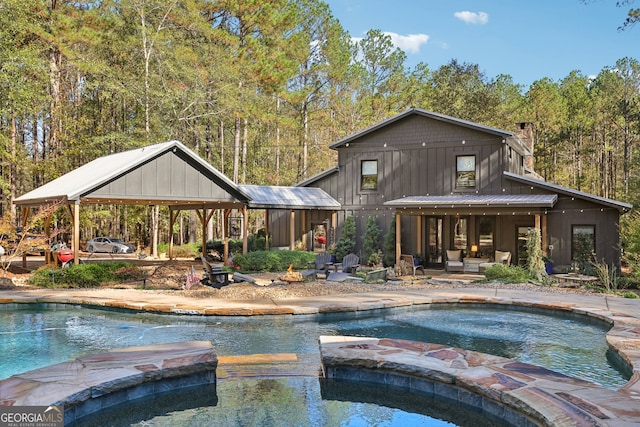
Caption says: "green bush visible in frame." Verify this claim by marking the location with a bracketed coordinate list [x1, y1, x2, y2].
[623, 291, 639, 298]
[204, 238, 244, 255]
[483, 264, 532, 283]
[28, 262, 141, 288]
[232, 250, 316, 272]
[334, 216, 356, 261]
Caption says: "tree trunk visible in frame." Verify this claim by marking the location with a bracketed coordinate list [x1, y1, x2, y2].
[233, 116, 240, 183]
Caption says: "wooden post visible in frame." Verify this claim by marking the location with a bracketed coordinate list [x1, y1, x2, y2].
[242, 205, 248, 254]
[289, 210, 295, 250]
[264, 210, 270, 250]
[395, 213, 401, 268]
[73, 202, 80, 265]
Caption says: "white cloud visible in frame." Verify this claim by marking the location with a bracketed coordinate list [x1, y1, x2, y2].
[383, 32, 429, 54]
[454, 11, 489, 25]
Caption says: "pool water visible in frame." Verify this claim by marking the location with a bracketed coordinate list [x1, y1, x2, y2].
[0, 303, 627, 388]
[0, 303, 629, 426]
[68, 378, 509, 427]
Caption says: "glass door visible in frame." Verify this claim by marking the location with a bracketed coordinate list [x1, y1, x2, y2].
[427, 217, 443, 268]
[516, 226, 530, 266]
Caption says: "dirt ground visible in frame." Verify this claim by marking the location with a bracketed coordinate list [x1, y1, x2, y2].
[0, 256, 617, 300]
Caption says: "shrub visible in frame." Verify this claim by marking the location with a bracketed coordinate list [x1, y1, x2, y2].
[334, 216, 356, 261]
[623, 291, 639, 299]
[363, 216, 381, 266]
[383, 216, 397, 267]
[231, 250, 316, 272]
[483, 264, 531, 283]
[28, 262, 141, 288]
[204, 238, 244, 255]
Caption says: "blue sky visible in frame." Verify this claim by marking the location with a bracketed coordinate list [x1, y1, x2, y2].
[325, 0, 638, 88]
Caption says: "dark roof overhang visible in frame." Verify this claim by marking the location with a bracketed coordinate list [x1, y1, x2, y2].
[504, 172, 632, 212]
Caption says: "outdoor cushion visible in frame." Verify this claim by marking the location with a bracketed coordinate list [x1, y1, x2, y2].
[446, 250, 462, 262]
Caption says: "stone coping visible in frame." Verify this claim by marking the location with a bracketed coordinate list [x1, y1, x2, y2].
[0, 341, 217, 425]
[319, 335, 640, 426]
[2, 286, 640, 425]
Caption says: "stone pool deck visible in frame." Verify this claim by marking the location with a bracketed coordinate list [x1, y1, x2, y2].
[1, 285, 640, 426]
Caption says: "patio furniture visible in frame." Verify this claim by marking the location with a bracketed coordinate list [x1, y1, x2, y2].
[445, 250, 464, 272]
[336, 253, 360, 274]
[201, 256, 230, 288]
[400, 254, 425, 275]
[308, 252, 334, 277]
[478, 251, 512, 272]
[463, 257, 491, 273]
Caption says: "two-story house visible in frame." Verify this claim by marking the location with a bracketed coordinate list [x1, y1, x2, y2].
[270, 108, 631, 272]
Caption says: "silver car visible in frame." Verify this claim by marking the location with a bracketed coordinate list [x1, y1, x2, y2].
[86, 237, 135, 254]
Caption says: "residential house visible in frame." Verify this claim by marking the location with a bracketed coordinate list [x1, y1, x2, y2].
[271, 108, 631, 272]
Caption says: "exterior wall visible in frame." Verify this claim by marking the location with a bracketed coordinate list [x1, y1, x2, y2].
[270, 111, 624, 271]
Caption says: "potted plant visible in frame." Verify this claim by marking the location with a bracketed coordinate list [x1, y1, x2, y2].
[543, 255, 554, 275]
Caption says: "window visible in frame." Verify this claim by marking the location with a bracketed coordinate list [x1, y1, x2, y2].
[456, 155, 476, 189]
[361, 160, 378, 191]
[572, 225, 595, 262]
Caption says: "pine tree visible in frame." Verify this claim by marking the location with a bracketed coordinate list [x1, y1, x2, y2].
[363, 216, 381, 266]
[383, 216, 397, 267]
[334, 215, 356, 261]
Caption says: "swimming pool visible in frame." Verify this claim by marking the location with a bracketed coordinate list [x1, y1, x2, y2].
[0, 302, 627, 388]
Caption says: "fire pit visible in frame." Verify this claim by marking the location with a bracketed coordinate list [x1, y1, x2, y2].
[280, 264, 303, 283]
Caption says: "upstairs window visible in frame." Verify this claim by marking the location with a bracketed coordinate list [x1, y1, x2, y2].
[456, 155, 476, 189]
[361, 160, 378, 191]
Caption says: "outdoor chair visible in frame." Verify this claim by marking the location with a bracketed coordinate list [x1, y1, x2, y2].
[338, 253, 360, 274]
[308, 252, 334, 277]
[445, 249, 464, 273]
[400, 254, 425, 275]
[201, 256, 230, 288]
[479, 251, 512, 272]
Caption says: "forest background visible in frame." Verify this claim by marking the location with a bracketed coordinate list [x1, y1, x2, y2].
[1, 0, 639, 257]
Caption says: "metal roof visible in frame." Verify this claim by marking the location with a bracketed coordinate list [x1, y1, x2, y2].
[504, 172, 632, 211]
[240, 184, 340, 210]
[383, 194, 558, 208]
[330, 107, 519, 150]
[14, 140, 250, 207]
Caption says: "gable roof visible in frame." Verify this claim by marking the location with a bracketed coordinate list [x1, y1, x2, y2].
[504, 172, 632, 211]
[329, 107, 527, 154]
[15, 140, 250, 208]
[240, 185, 340, 210]
[296, 166, 339, 187]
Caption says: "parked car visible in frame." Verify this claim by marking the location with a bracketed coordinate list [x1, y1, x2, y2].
[86, 237, 136, 254]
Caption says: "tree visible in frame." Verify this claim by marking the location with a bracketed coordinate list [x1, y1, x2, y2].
[333, 215, 355, 261]
[383, 216, 397, 267]
[526, 228, 546, 281]
[362, 216, 381, 266]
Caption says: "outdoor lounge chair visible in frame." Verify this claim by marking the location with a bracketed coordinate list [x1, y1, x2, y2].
[400, 254, 425, 275]
[308, 252, 334, 277]
[338, 253, 360, 274]
[445, 250, 464, 273]
[200, 256, 230, 288]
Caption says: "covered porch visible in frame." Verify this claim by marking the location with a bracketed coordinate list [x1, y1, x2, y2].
[384, 194, 557, 270]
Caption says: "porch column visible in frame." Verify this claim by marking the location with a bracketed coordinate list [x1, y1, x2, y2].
[289, 210, 295, 250]
[395, 213, 401, 267]
[264, 210, 270, 250]
[170, 209, 180, 260]
[223, 209, 230, 263]
[301, 210, 307, 250]
[72, 202, 80, 265]
[242, 205, 248, 254]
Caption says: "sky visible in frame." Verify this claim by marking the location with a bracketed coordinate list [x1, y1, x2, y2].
[324, 0, 638, 88]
